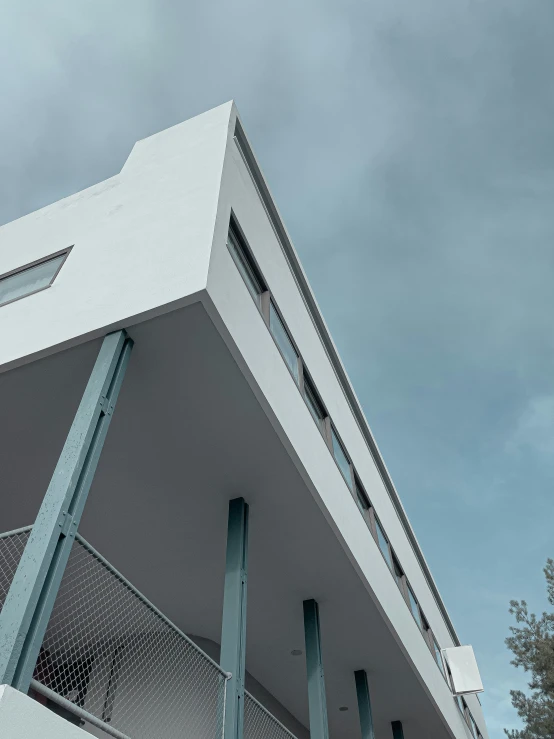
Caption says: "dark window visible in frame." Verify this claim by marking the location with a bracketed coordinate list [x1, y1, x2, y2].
[355, 479, 370, 513]
[303, 374, 325, 429]
[269, 301, 299, 382]
[407, 585, 423, 629]
[375, 518, 392, 569]
[0, 252, 68, 308]
[461, 700, 473, 731]
[433, 639, 446, 677]
[391, 554, 404, 590]
[227, 228, 264, 306]
[331, 427, 353, 490]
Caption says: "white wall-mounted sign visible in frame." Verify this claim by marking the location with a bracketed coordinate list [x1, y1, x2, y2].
[442, 646, 484, 695]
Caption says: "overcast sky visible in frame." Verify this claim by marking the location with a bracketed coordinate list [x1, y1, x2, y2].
[2, 1, 553, 736]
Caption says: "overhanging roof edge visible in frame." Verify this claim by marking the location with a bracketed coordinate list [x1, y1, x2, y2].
[233, 115, 461, 648]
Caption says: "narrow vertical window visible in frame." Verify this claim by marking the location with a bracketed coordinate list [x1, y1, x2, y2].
[355, 480, 370, 516]
[331, 427, 353, 490]
[269, 301, 299, 382]
[462, 700, 472, 729]
[0, 251, 68, 308]
[303, 374, 325, 430]
[433, 639, 446, 677]
[375, 518, 392, 569]
[407, 585, 423, 629]
[391, 554, 404, 591]
[227, 228, 264, 307]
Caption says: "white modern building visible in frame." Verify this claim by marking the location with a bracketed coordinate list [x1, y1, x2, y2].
[0, 102, 487, 739]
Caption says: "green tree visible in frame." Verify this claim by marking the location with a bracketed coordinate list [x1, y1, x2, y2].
[505, 559, 554, 738]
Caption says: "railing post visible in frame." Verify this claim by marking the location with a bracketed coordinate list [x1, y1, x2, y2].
[392, 720, 405, 739]
[0, 330, 133, 692]
[220, 497, 249, 739]
[354, 670, 376, 739]
[303, 599, 329, 739]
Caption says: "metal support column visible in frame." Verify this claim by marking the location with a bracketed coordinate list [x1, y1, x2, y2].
[303, 599, 329, 739]
[392, 720, 405, 739]
[354, 670, 376, 739]
[220, 497, 249, 739]
[0, 330, 133, 691]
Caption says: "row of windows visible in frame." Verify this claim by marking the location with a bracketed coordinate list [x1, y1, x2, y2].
[455, 693, 483, 739]
[229, 220, 486, 739]
[354, 480, 446, 678]
[227, 220, 448, 677]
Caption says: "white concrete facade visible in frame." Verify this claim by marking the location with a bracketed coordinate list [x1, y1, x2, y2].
[0, 102, 487, 739]
[0, 685, 88, 739]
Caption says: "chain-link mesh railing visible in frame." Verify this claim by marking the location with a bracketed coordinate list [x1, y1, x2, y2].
[0, 526, 31, 612]
[1, 529, 297, 739]
[244, 690, 299, 739]
[30, 533, 228, 739]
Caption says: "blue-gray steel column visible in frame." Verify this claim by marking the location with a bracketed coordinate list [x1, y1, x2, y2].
[220, 497, 249, 739]
[303, 599, 329, 739]
[355, 670, 376, 739]
[391, 720, 405, 739]
[0, 330, 133, 691]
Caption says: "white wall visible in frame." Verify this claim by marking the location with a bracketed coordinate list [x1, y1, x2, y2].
[0, 102, 232, 372]
[0, 685, 89, 739]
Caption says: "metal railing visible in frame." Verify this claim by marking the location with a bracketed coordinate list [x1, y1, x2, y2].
[0, 526, 31, 610]
[244, 690, 299, 739]
[1, 528, 301, 739]
[1, 528, 228, 739]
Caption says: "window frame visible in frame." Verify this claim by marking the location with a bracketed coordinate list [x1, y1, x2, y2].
[302, 369, 328, 436]
[420, 613, 435, 657]
[406, 583, 424, 630]
[462, 700, 473, 732]
[456, 692, 481, 737]
[373, 514, 393, 570]
[328, 423, 355, 491]
[227, 217, 303, 388]
[354, 476, 372, 524]
[0, 247, 72, 309]
[227, 220, 266, 307]
[268, 298, 301, 385]
[428, 631, 447, 678]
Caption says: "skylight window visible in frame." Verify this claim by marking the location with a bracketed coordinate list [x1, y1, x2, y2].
[0, 251, 69, 308]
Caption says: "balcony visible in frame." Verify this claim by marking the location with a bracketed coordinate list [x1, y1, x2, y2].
[0, 526, 298, 739]
[0, 315, 475, 739]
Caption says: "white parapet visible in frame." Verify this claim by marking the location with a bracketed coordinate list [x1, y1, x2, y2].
[0, 684, 88, 739]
